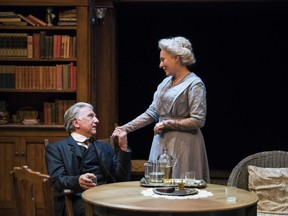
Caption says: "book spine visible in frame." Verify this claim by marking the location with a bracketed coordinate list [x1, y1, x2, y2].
[46, 36, 53, 59]
[15, 66, 19, 89]
[56, 64, 63, 90]
[72, 36, 77, 58]
[22, 33, 28, 57]
[28, 14, 47, 26]
[69, 62, 75, 90]
[27, 35, 33, 58]
[62, 64, 69, 90]
[17, 14, 37, 26]
[33, 33, 40, 59]
[39, 66, 44, 89]
[39, 31, 46, 59]
[0, 17, 21, 22]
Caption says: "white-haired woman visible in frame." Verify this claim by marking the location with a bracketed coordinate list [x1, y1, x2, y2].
[114, 36, 210, 182]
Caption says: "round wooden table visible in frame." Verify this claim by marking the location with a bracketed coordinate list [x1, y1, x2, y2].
[82, 181, 258, 216]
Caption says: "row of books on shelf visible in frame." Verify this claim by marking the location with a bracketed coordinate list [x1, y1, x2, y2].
[0, 63, 76, 90]
[44, 99, 76, 125]
[57, 9, 77, 26]
[0, 10, 76, 26]
[0, 32, 76, 58]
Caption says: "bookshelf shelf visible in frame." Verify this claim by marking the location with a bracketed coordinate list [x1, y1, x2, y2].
[0, 25, 76, 30]
[0, 123, 65, 128]
[0, 89, 76, 92]
[0, 57, 77, 61]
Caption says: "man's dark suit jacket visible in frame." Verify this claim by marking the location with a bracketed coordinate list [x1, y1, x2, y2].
[45, 135, 131, 215]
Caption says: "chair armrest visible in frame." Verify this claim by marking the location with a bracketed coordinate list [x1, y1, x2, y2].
[54, 189, 74, 216]
[54, 188, 74, 197]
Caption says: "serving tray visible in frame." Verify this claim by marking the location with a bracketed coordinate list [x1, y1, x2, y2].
[153, 188, 198, 196]
[140, 178, 207, 188]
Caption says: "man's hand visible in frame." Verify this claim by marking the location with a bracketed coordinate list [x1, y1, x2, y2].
[154, 122, 164, 134]
[79, 173, 97, 190]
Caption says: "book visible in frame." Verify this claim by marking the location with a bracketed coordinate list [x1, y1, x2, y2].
[56, 99, 64, 124]
[51, 102, 56, 124]
[15, 65, 22, 89]
[18, 33, 28, 57]
[32, 33, 40, 59]
[59, 9, 76, 19]
[57, 21, 77, 26]
[62, 64, 69, 90]
[0, 11, 17, 17]
[1, 21, 27, 26]
[49, 66, 56, 89]
[39, 31, 46, 58]
[31, 66, 37, 89]
[28, 14, 47, 26]
[70, 62, 76, 90]
[0, 17, 21, 22]
[44, 102, 52, 124]
[59, 9, 76, 15]
[43, 66, 49, 89]
[45, 36, 53, 59]
[17, 14, 37, 26]
[59, 9, 76, 21]
[55, 64, 63, 90]
[38, 66, 44, 89]
[58, 17, 77, 22]
[27, 35, 33, 58]
[53, 35, 61, 58]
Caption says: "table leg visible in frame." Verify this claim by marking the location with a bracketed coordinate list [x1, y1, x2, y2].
[85, 202, 93, 216]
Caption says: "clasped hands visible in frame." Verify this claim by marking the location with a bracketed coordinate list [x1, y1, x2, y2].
[111, 127, 128, 152]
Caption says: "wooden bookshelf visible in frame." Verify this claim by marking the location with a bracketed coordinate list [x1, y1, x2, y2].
[0, 4, 90, 119]
[0, 1, 116, 215]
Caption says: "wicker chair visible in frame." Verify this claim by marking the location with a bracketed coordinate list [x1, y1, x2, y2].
[227, 150, 288, 216]
[227, 150, 288, 190]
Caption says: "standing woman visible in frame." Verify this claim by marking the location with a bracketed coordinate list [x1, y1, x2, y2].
[115, 36, 210, 182]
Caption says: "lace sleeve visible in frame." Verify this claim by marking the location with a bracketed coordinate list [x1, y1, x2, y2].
[162, 117, 204, 131]
[119, 113, 155, 133]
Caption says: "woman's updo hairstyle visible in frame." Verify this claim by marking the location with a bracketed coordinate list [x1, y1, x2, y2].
[158, 36, 196, 66]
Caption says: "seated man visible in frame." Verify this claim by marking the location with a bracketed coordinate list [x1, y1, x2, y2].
[45, 102, 131, 216]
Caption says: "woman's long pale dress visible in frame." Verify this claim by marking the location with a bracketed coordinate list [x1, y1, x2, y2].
[122, 72, 210, 182]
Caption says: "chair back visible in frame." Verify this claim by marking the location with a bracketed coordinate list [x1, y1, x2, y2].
[227, 150, 288, 190]
[44, 139, 74, 216]
[11, 165, 55, 216]
[131, 159, 147, 180]
[131, 159, 146, 175]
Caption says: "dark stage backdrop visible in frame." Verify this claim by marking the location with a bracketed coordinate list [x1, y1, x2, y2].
[115, 1, 288, 170]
